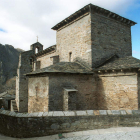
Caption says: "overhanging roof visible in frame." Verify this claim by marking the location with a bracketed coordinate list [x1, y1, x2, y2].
[95, 56, 140, 71]
[26, 62, 93, 76]
[52, 3, 136, 30]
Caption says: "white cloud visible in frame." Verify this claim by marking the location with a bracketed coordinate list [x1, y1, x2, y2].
[0, 0, 138, 50]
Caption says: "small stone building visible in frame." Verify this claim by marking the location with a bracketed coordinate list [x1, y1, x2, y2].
[15, 4, 140, 113]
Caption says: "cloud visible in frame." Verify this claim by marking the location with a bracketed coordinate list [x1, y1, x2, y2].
[0, 0, 138, 50]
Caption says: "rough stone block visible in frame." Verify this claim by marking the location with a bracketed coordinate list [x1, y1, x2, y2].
[132, 110, 140, 115]
[8, 112, 15, 116]
[5, 111, 11, 115]
[126, 110, 132, 115]
[87, 110, 94, 116]
[11, 112, 17, 117]
[53, 111, 64, 116]
[120, 110, 126, 115]
[51, 124, 60, 130]
[61, 122, 70, 128]
[63, 111, 75, 116]
[42, 112, 48, 117]
[27, 113, 34, 117]
[15, 113, 22, 117]
[107, 110, 112, 115]
[38, 112, 43, 117]
[76, 111, 87, 116]
[48, 111, 54, 116]
[94, 110, 100, 115]
[30, 112, 39, 117]
[99, 110, 107, 115]
[16, 113, 24, 117]
[21, 113, 29, 117]
[1, 110, 7, 115]
[111, 110, 120, 115]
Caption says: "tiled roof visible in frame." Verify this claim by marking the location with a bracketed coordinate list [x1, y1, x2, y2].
[93, 53, 118, 68]
[52, 3, 136, 30]
[95, 56, 140, 71]
[26, 62, 93, 76]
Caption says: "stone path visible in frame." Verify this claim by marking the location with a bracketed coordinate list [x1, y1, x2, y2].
[0, 127, 140, 140]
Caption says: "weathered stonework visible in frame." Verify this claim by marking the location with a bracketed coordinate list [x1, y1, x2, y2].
[96, 72, 138, 110]
[138, 74, 140, 108]
[1, 109, 140, 138]
[16, 50, 34, 112]
[16, 42, 43, 112]
[91, 13, 132, 67]
[28, 74, 96, 112]
[36, 51, 58, 69]
[16, 4, 139, 114]
[28, 72, 139, 112]
[56, 14, 92, 67]
[49, 74, 96, 111]
[28, 76, 49, 113]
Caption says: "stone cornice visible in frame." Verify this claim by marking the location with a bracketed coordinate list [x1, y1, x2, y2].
[52, 4, 136, 30]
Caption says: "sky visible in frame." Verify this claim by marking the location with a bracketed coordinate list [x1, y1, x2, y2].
[0, 0, 140, 58]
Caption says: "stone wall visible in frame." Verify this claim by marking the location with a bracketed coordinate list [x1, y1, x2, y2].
[28, 72, 139, 112]
[28, 73, 96, 112]
[36, 51, 58, 69]
[138, 74, 140, 108]
[16, 50, 34, 113]
[56, 13, 132, 68]
[56, 14, 92, 67]
[28, 76, 49, 113]
[96, 72, 138, 110]
[49, 74, 96, 111]
[0, 109, 140, 138]
[91, 13, 132, 66]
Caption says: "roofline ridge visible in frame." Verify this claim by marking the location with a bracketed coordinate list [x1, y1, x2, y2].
[52, 3, 136, 30]
[75, 61, 92, 71]
[94, 53, 119, 69]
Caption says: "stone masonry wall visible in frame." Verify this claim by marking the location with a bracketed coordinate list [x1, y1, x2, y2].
[138, 74, 140, 108]
[28, 76, 49, 113]
[28, 72, 139, 112]
[28, 73, 96, 112]
[16, 50, 34, 113]
[91, 13, 132, 66]
[0, 109, 140, 138]
[56, 14, 92, 67]
[49, 74, 96, 111]
[36, 51, 58, 69]
[96, 72, 138, 110]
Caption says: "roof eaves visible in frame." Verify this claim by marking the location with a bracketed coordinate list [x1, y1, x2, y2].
[52, 4, 136, 30]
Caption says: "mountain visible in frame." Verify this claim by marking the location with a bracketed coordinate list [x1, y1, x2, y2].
[0, 43, 24, 93]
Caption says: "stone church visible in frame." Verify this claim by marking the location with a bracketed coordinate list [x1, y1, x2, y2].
[15, 4, 140, 113]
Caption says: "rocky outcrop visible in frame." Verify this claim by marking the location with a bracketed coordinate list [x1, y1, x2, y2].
[0, 43, 24, 93]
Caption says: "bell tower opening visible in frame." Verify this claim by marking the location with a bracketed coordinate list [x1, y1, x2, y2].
[35, 47, 39, 54]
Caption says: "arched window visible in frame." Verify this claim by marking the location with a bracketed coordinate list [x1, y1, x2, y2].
[35, 47, 39, 54]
